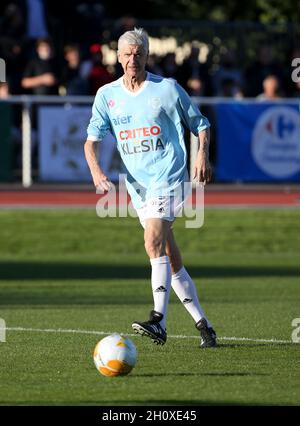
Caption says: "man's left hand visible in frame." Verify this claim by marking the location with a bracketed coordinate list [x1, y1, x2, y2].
[193, 153, 212, 185]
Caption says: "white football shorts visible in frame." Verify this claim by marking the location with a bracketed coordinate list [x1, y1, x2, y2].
[135, 195, 187, 229]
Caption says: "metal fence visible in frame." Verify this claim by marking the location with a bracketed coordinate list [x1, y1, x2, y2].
[1, 95, 300, 187]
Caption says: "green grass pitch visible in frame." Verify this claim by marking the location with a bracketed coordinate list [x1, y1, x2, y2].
[0, 208, 299, 405]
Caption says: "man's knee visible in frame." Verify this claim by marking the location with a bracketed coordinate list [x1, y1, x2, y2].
[144, 233, 165, 258]
[144, 219, 171, 259]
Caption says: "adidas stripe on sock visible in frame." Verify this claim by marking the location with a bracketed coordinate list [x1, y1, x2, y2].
[171, 266, 213, 328]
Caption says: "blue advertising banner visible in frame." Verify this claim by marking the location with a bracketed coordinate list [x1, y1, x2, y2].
[38, 106, 123, 182]
[215, 102, 300, 182]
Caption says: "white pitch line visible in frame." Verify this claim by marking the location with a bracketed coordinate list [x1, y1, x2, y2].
[3, 326, 296, 345]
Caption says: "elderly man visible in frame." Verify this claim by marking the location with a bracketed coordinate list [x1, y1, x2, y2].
[84, 28, 217, 348]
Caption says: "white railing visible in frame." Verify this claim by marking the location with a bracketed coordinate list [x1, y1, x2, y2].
[1, 96, 93, 187]
[1, 95, 299, 187]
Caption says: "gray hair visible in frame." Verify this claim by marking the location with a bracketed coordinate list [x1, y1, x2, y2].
[118, 27, 149, 53]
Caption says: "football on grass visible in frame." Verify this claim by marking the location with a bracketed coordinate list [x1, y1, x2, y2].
[93, 333, 137, 377]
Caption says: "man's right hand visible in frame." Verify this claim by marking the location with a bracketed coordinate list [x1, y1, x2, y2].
[92, 169, 112, 193]
[84, 139, 112, 193]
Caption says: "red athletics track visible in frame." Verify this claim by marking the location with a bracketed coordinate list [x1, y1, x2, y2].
[0, 187, 300, 208]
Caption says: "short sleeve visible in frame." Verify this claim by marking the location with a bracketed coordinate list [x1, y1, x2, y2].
[87, 90, 111, 141]
[175, 82, 210, 135]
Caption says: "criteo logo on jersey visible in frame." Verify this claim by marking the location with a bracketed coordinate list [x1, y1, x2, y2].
[119, 125, 164, 155]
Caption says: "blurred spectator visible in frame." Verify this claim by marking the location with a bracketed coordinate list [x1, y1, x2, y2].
[160, 52, 179, 79]
[244, 45, 284, 97]
[0, 38, 25, 94]
[81, 43, 114, 95]
[60, 44, 88, 95]
[177, 44, 212, 96]
[0, 82, 10, 98]
[186, 77, 204, 96]
[218, 78, 244, 98]
[212, 49, 243, 96]
[256, 75, 282, 100]
[21, 38, 58, 95]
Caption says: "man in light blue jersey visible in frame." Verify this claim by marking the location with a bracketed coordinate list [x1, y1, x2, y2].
[84, 28, 217, 348]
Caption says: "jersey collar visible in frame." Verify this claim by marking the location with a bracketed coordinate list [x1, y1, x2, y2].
[120, 72, 150, 96]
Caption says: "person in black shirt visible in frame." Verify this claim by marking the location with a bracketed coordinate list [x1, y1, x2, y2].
[61, 44, 88, 95]
[177, 45, 212, 97]
[21, 38, 58, 95]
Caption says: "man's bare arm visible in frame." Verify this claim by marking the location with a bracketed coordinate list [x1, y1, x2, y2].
[21, 73, 56, 89]
[193, 127, 212, 185]
[84, 139, 111, 191]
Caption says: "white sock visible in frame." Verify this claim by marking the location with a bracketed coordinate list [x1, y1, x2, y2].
[171, 266, 213, 328]
[150, 255, 172, 330]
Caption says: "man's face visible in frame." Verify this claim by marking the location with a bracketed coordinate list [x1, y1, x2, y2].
[37, 43, 51, 60]
[264, 77, 278, 95]
[117, 44, 148, 78]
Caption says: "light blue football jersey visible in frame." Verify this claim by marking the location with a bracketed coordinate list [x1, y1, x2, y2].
[87, 72, 210, 209]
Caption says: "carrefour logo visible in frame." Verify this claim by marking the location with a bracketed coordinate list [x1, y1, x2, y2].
[251, 107, 300, 178]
